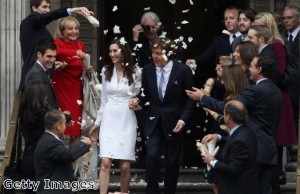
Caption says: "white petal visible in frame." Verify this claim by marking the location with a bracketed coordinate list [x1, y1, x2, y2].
[188, 37, 193, 42]
[113, 25, 121, 34]
[112, 5, 118, 12]
[169, 0, 176, 4]
[77, 100, 82, 105]
[149, 117, 155, 120]
[181, 20, 189, 24]
[182, 9, 189, 13]
[120, 37, 127, 45]
[144, 7, 150, 11]
[127, 91, 133, 96]
[189, 0, 194, 5]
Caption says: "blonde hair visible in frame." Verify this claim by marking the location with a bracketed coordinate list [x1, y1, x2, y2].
[254, 12, 284, 44]
[54, 16, 80, 39]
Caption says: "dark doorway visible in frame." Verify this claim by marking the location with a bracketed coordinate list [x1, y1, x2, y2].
[99, 0, 249, 167]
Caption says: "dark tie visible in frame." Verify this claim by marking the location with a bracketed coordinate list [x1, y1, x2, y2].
[158, 68, 164, 101]
[289, 34, 293, 45]
[232, 34, 236, 39]
[45, 70, 51, 81]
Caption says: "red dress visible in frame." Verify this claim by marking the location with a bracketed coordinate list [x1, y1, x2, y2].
[53, 39, 84, 136]
[270, 40, 297, 146]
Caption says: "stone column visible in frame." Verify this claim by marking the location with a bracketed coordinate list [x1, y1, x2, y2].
[0, 0, 28, 140]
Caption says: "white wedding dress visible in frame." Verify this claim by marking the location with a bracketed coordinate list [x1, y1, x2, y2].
[95, 65, 141, 161]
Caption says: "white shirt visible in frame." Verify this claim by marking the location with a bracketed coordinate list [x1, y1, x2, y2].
[289, 26, 300, 42]
[156, 60, 173, 98]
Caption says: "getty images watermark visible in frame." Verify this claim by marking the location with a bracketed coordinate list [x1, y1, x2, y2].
[3, 179, 96, 191]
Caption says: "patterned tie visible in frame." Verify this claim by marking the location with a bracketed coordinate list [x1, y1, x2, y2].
[289, 34, 293, 45]
[158, 68, 164, 101]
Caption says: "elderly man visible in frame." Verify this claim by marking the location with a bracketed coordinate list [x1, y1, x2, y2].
[202, 100, 258, 194]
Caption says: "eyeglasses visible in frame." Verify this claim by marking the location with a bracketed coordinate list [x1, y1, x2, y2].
[142, 25, 158, 31]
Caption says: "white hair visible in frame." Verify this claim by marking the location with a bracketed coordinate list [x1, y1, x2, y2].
[140, 12, 160, 24]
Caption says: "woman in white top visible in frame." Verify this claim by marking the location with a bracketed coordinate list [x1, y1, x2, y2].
[90, 37, 141, 194]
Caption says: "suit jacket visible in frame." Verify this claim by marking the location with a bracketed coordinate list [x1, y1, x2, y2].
[195, 34, 232, 66]
[34, 132, 90, 194]
[25, 62, 59, 109]
[260, 45, 276, 59]
[215, 125, 258, 194]
[130, 33, 153, 68]
[200, 79, 282, 165]
[137, 61, 195, 140]
[19, 8, 69, 90]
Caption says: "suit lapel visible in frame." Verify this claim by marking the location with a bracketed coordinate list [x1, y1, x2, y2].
[149, 64, 161, 102]
[164, 62, 178, 102]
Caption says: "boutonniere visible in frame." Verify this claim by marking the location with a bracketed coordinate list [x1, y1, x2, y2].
[174, 80, 179, 85]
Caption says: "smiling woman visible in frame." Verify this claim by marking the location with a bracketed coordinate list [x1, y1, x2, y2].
[52, 16, 89, 148]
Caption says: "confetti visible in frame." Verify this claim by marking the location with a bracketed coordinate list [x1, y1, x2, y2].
[189, 0, 194, 5]
[169, 0, 176, 5]
[181, 20, 189, 24]
[112, 5, 118, 12]
[188, 37, 193, 42]
[144, 7, 150, 11]
[149, 117, 155, 120]
[182, 9, 189, 13]
[99, 56, 102, 61]
[113, 25, 121, 34]
[120, 37, 127, 45]
[77, 100, 82, 105]
[186, 130, 191, 134]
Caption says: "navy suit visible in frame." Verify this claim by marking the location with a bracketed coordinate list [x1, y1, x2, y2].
[137, 61, 195, 194]
[200, 79, 282, 193]
[25, 62, 59, 109]
[130, 33, 153, 68]
[34, 132, 90, 194]
[195, 34, 232, 67]
[260, 45, 276, 59]
[215, 125, 258, 194]
[19, 8, 69, 90]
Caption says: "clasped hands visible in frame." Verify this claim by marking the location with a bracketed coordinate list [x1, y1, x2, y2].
[201, 134, 218, 165]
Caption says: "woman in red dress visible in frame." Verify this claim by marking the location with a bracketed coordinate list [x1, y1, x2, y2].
[53, 16, 91, 147]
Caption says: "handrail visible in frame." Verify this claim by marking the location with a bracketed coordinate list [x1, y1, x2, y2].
[0, 91, 21, 193]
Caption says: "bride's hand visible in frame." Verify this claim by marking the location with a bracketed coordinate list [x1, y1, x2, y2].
[89, 125, 99, 142]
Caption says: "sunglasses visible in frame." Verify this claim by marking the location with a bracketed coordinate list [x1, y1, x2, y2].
[142, 25, 158, 31]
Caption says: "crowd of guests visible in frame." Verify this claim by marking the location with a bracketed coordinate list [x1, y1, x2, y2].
[16, 1, 300, 194]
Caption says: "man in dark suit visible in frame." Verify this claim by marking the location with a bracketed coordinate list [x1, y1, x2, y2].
[202, 100, 258, 194]
[186, 56, 282, 194]
[186, 7, 241, 68]
[19, 0, 91, 90]
[34, 109, 91, 194]
[129, 37, 195, 194]
[283, 5, 300, 136]
[247, 25, 276, 59]
[25, 39, 59, 109]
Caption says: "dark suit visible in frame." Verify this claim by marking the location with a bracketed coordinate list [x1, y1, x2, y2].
[200, 79, 282, 193]
[137, 61, 195, 194]
[25, 62, 59, 109]
[260, 45, 276, 59]
[19, 8, 69, 90]
[285, 32, 300, 133]
[34, 132, 90, 194]
[215, 125, 258, 194]
[195, 34, 232, 67]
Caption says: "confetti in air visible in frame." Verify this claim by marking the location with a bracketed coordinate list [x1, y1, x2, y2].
[104, 29, 108, 35]
[144, 7, 150, 11]
[181, 20, 189, 24]
[113, 25, 121, 34]
[188, 37, 193, 42]
[169, 0, 176, 5]
[120, 37, 127, 45]
[77, 100, 82, 105]
[189, 0, 194, 5]
[182, 9, 189, 13]
[112, 5, 118, 12]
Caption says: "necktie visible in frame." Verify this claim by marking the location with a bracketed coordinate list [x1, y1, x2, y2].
[158, 68, 164, 101]
[289, 34, 293, 45]
[232, 34, 236, 39]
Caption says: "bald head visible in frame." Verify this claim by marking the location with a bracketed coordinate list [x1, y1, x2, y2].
[224, 100, 248, 125]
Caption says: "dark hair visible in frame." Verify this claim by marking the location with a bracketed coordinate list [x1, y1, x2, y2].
[104, 38, 135, 85]
[224, 101, 248, 124]
[30, 0, 50, 12]
[239, 8, 257, 22]
[255, 56, 277, 80]
[222, 65, 249, 101]
[36, 39, 56, 55]
[236, 41, 258, 69]
[44, 109, 64, 130]
[19, 82, 48, 124]
[151, 37, 176, 60]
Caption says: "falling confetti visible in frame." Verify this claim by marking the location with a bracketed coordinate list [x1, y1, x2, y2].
[149, 117, 155, 120]
[189, 0, 194, 5]
[112, 5, 118, 12]
[169, 0, 176, 5]
[144, 7, 150, 11]
[113, 25, 121, 34]
[104, 29, 108, 35]
[120, 37, 127, 45]
[186, 130, 191, 134]
[77, 100, 82, 105]
[181, 20, 189, 24]
[182, 9, 189, 13]
[188, 37, 193, 42]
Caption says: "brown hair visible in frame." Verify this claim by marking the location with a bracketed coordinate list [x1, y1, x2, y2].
[236, 41, 258, 70]
[151, 37, 176, 61]
[30, 0, 50, 12]
[222, 65, 249, 101]
[104, 38, 136, 85]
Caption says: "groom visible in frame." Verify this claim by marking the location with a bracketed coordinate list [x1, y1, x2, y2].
[129, 37, 195, 194]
